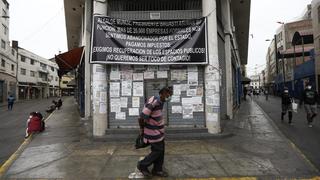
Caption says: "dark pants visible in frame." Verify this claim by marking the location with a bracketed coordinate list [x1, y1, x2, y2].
[139, 140, 165, 172]
[8, 103, 13, 110]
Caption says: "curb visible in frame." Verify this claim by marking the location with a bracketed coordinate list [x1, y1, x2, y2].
[0, 110, 55, 178]
[253, 100, 320, 174]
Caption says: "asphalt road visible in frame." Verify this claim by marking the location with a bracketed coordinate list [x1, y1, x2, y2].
[254, 95, 320, 170]
[0, 97, 60, 166]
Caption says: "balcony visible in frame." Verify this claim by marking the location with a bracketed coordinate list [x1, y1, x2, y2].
[37, 66, 48, 73]
[37, 77, 47, 83]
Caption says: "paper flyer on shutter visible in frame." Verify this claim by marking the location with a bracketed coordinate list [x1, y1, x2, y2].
[100, 91, 107, 102]
[110, 71, 120, 80]
[129, 108, 139, 116]
[183, 104, 193, 119]
[132, 97, 140, 108]
[110, 98, 121, 112]
[188, 71, 198, 86]
[109, 82, 120, 97]
[116, 112, 126, 120]
[173, 84, 181, 95]
[144, 71, 154, 79]
[99, 103, 107, 114]
[172, 106, 182, 114]
[121, 81, 132, 96]
[170, 96, 180, 103]
[157, 71, 168, 78]
[133, 82, 144, 97]
[133, 73, 144, 81]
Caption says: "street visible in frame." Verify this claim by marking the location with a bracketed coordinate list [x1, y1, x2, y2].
[254, 95, 320, 169]
[0, 98, 58, 166]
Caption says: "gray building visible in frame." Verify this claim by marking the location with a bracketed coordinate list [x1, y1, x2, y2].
[0, 0, 18, 103]
[312, 0, 320, 91]
[63, 0, 251, 137]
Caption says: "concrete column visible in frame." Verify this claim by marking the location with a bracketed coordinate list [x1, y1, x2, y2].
[222, 0, 233, 119]
[203, 0, 221, 134]
[91, 0, 108, 136]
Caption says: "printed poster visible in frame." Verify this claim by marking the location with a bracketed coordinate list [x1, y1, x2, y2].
[132, 97, 140, 108]
[120, 97, 128, 108]
[133, 73, 144, 81]
[183, 104, 193, 119]
[172, 106, 182, 114]
[157, 71, 168, 78]
[133, 82, 144, 97]
[116, 112, 126, 120]
[188, 72, 198, 86]
[144, 71, 155, 79]
[129, 108, 139, 116]
[110, 98, 121, 112]
[121, 81, 132, 96]
[109, 82, 120, 97]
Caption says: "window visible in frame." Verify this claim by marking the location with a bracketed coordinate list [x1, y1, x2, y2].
[20, 55, 26, 62]
[30, 71, 35, 77]
[62, 81, 68, 84]
[40, 62, 47, 69]
[1, 39, 5, 49]
[2, 9, 6, 16]
[30, 59, 35, 65]
[20, 68, 26, 75]
[55, 77, 58, 81]
[11, 49, 15, 56]
[11, 64, 14, 71]
[1, 59, 5, 67]
[51, 66, 54, 71]
[2, 24, 7, 35]
[318, 6, 320, 23]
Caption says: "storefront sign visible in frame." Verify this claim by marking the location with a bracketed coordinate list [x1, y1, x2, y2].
[91, 16, 208, 65]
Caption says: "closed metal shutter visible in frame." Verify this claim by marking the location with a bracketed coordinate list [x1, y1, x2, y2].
[218, 34, 227, 120]
[107, 0, 205, 128]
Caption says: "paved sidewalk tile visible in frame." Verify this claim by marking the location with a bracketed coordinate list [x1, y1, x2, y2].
[2, 97, 319, 179]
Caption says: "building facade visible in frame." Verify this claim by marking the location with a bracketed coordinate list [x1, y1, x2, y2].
[63, 0, 251, 136]
[17, 48, 59, 100]
[249, 75, 260, 89]
[0, 0, 18, 103]
[266, 5, 314, 97]
[312, 0, 320, 91]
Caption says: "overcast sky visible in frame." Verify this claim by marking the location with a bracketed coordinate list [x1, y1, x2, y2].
[8, 0, 312, 71]
[8, 0, 67, 59]
[247, 0, 312, 76]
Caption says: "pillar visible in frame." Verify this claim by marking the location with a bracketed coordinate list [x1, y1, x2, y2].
[91, 0, 108, 136]
[222, 0, 233, 119]
[203, 0, 221, 134]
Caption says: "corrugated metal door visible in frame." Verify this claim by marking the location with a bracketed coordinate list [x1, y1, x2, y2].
[0, 81, 3, 103]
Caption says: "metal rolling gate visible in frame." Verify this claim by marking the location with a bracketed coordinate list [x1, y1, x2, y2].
[107, 0, 205, 128]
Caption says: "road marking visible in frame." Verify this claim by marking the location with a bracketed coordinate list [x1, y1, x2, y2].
[0, 110, 55, 178]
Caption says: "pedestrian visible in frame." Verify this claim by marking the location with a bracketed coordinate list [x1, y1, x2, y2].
[136, 87, 173, 178]
[281, 87, 293, 125]
[265, 89, 269, 101]
[243, 87, 247, 101]
[7, 94, 15, 110]
[300, 83, 318, 127]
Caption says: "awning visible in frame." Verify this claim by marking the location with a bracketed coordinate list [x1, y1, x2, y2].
[277, 46, 314, 59]
[67, 79, 76, 87]
[55, 46, 84, 77]
[241, 77, 251, 84]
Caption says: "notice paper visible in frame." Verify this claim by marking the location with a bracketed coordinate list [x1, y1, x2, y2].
[188, 72, 198, 86]
[99, 103, 107, 114]
[109, 82, 120, 97]
[129, 108, 139, 116]
[110, 98, 121, 112]
[110, 71, 120, 80]
[144, 71, 155, 79]
[133, 73, 144, 81]
[173, 84, 181, 96]
[121, 81, 132, 96]
[133, 82, 144, 97]
[172, 106, 182, 114]
[183, 104, 193, 119]
[116, 112, 126, 120]
[132, 97, 140, 108]
[157, 71, 168, 78]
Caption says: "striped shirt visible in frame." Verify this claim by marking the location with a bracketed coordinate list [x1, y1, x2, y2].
[141, 96, 165, 143]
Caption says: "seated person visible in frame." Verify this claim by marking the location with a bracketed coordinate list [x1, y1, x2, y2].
[46, 101, 57, 113]
[25, 112, 43, 138]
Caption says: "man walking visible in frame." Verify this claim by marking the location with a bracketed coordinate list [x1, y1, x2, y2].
[281, 87, 293, 125]
[137, 87, 172, 177]
[7, 94, 15, 110]
[300, 83, 318, 127]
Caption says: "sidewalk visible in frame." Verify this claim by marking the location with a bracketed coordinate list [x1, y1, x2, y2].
[1, 97, 319, 179]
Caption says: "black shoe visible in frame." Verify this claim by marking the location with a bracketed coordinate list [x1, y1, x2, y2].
[152, 170, 169, 177]
[137, 164, 152, 177]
